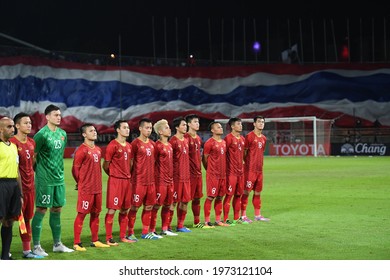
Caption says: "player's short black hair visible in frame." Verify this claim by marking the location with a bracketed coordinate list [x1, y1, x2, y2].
[13, 112, 30, 124]
[113, 120, 128, 133]
[228, 117, 241, 128]
[44, 104, 60, 115]
[254, 115, 265, 122]
[80, 123, 95, 135]
[173, 116, 186, 129]
[208, 120, 221, 131]
[185, 114, 199, 124]
[12, 112, 30, 134]
[139, 118, 152, 127]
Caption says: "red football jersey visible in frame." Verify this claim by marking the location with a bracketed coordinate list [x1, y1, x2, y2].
[244, 131, 267, 173]
[169, 135, 190, 182]
[154, 140, 173, 185]
[10, 137, 35, 193]
[225, 133, 245, 176]
[184, 133, 202, 176]
[203, 137, 227, 179]
[131, 138, 155, 186]
[72, 143, 102, 194]
[104, 139, 132, 179]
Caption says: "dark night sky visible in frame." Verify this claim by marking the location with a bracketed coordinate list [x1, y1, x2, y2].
[0, 0, 388, 59]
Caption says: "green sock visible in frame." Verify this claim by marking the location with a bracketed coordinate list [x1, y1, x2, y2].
[50, 212, 62, 244]
[31, 211, 45, 246]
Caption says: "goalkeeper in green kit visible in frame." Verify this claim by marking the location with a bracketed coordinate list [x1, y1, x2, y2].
[31, 104, 74, 257]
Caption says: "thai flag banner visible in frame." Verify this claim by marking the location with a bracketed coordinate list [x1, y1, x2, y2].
[1, 56, 389, 135]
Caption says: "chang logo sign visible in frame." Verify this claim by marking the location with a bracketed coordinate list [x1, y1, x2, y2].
[355, 143, 387, 155]
[341, 143, 387, 156]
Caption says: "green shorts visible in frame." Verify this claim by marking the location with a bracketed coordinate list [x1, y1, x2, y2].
[35, 184, 66, 208]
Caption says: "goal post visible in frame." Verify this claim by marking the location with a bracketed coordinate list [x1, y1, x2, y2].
[215, 116, 334, 157]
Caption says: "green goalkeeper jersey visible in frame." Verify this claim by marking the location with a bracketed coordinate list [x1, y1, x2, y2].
[34, 125, 67, 187]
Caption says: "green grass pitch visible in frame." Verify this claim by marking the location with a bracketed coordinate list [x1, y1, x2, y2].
[10, 156, 390, 260]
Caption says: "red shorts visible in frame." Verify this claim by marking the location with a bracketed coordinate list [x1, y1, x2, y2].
[226, 174, 245, 196]
[155, 182, 174, 206]
[77, 192, 102, 214]
[190, 175, 203, 200]
[205, 174, 226, 198]
[106, 177, 131, 210]
[174, 181, 191, 203]
[245, 171, 264, 193]
[22, 190, 35, 220]
[132, 184, 156, 207]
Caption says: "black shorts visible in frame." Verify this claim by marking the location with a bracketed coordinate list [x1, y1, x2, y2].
[0, 179, 22, 220]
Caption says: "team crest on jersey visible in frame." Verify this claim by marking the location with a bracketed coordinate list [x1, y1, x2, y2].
[88, 151, 91, 154]
[61, 136, 65, 141]
[18, 147, 22, 151]
[118, 149, 122, 153]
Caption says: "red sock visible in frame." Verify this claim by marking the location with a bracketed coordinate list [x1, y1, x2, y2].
[233, 195, 241, 220]
[252, 194, 261, 216]
[127, 209, 137, 235]
[191, 199, 201, 224]
[214, 198, 223, 221]
[90, 213, 100, 242]
[21, 219, 31, 251]
[105, 213, 114, 240]
[118, 213, 128, 239]
[168, 209, 174, 230]
[74, 213, 86, 244]
[204, 199, 212, 223]
[150, 208, 159, 232]
[22, 241, 31, 252]
[141, 209, 152, 234]
[176, 207, 184, 229]
[241, 193, 249, 217]
[223, 194, 232, 221]
[161, 206, 170, 231]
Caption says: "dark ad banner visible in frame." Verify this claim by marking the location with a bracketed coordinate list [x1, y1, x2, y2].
[332, 143, 389, 156]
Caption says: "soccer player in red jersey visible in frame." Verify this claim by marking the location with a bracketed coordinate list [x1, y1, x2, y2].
[184, 114, 210, 229]
[103, 120, 133, 245]
[169, 117, 192, 232]
[72, 123, 110, 251]
[150, 119, 178, 236]
[10, 113, 43, 259]
[127, 118, 160, 240]
[242, 116, 270, 222]
[202, 121, 228, 227]
[222, 117, 248, 225]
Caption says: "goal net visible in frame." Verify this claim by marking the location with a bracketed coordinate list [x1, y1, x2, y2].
[215, 116, 334, 156]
